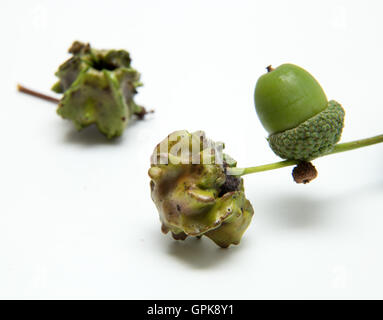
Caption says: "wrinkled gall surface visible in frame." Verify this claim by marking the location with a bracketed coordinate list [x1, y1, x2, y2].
[148, 130, 254, 248]
[52, 41, 146, 138]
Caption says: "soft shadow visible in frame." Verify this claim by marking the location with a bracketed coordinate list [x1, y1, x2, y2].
[257, 179, 383, 230]
[259, 194, 327, 229]
[64, 125, 123, 146]
[166, 236, 248, 269]
[62, 119, 142, 146]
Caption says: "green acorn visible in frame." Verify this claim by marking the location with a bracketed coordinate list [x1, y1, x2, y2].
[148, 130, 254, 248]
[254, 64, 345, 161]
[52, 41, 148, 138]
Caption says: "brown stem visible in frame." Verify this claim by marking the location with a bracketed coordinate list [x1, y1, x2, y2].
[266, 65, 274, 72]
[17, 84, 60, 104]
[134, 107, 155, 120]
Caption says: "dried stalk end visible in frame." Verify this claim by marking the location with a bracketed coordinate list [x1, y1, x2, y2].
[292, 161, 318, 184]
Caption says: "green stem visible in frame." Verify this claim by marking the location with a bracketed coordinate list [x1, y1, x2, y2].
[228, 134, 383, 176]
[326, 134, 383, 155]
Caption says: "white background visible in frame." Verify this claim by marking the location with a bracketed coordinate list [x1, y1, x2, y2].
[1, 0, 383, 299]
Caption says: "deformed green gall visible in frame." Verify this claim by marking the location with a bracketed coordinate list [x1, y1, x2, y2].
[52, 41, 148, 138]
[148, 130, 254, 248]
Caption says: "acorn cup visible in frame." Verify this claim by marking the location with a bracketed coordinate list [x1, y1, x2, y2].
[254, 64, 345, 162]
[148, 130, 254, 248]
